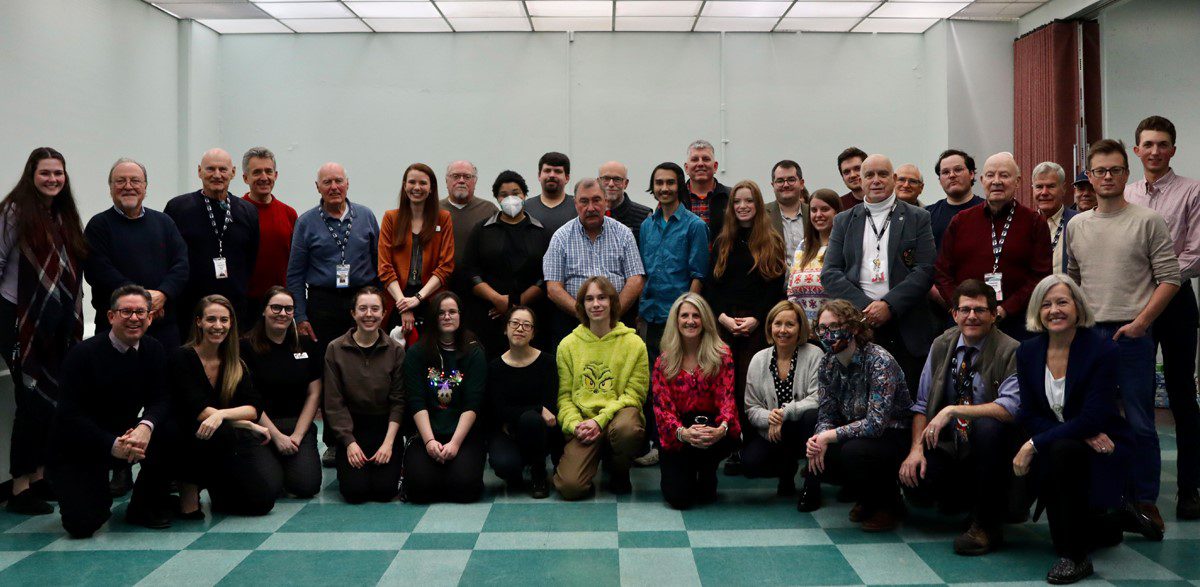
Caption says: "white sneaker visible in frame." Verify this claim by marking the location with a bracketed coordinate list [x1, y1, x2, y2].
[633, 447, 659, 467]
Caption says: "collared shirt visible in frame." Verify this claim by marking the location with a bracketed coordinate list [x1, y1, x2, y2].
[681, 181, 730, 243]
[111, 205, 146, 220]
[1044, 205, 1068, 275]
[911, 334, 1019, 417]
[286, 201, 380, 323]
[816, 342, 913, 442]
[1126, 169, 1200, 279]
[778, 206, 805, 256]
[638, 206, 709, 323]
[543, 216, 645, 298]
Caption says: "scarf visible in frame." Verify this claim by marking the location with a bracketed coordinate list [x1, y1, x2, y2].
[15, 208, 83, 403]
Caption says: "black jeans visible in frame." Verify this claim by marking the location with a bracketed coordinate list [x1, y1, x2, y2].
[819, 428, 908, 511]
[874, 322, 923, 400]
[266, 417, 322, 498]
[742, 410, 819, 481]
[660, 435, 734, 510]
[1, 298, 53, 478]
[911, 417, 1024, 526]
[176, 424, 282, 516]
[403, 428, 486, 504]
[1154, 281, 1200, 492]
[336, 414, 402, 504]
[489, 410, 562, 484]
[1043, 438, 1121, 559]
[49, 431, 173, 538]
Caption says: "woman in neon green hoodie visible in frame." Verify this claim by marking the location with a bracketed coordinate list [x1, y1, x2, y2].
[553, 276, 649, 500]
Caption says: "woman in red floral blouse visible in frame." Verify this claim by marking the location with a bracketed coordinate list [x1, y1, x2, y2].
[652, 292, 740, 509]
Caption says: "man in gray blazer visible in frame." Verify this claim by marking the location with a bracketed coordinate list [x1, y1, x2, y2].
[765, 159, 810, 256]
[821, 154, 937, 394]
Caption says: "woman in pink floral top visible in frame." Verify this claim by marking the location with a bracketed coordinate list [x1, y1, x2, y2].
[787, 190, 843, 323]
[652, 293, 740, 509]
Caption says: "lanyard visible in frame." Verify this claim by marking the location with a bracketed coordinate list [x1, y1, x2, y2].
[865, 203, 897, 260]
[990, 205, 1016, 273]
[204, 197, 232, 258]
[320, 204, 355, 264]
[1050, 216, 1065, 251]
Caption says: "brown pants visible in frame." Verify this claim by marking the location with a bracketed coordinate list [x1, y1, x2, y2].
[553, 407, 645, 500]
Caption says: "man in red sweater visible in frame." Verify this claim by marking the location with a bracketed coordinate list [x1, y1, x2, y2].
[934, 152, 1051, 340]
[241, 147, 298, 313]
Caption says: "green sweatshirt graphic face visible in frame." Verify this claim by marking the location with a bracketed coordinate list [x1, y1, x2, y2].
[555, 323, 650, 435]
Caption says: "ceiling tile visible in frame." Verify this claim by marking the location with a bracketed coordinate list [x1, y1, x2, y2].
[363, 17, 453, 30]
[615, 1, 701, 17]
[255, 2, 355, 18]
[281, 18, 372, 31]
[702, 1, 790, 18]
[775, 16, 859, 31]
[870, 2, 967, 18]
[435, 1, 526, 17]
[197, 18, 295, 32]
[532, 16, 612, 29]
[347, 2, 442, 17]
[445, 16, 532, 30]
[615, 15, 695, 29]
[852, 17, 937, 32]
[784, 2, 878, 18]
[694, 16, 778, 31]
[153, 0, 261, 3]
[154, 3, 270, 18]
[527, 1, 612, 17]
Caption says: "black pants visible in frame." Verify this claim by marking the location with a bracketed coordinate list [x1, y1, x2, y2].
[1154, 281, 1199, 492]
[404, 428, 486, 504]
[720, 323, 768, 430]
[307, 287, 358, 448]
[49, 431, 172, 538]
[489, 410, 562, 485]
[911, 417, 1023, 526]
[177, 425, 282, 515]
[265, 418, 322, 498]
[639, 320, 667, 447]
[819, 428, 908, 511]
[1044, 438, 1121, 559]
[874, 323, 923, 399]
[742, 410, 818, 481]
[336, 414, 402, 504]
[660, 435, 733, 510]
[1, 298, 53, 478]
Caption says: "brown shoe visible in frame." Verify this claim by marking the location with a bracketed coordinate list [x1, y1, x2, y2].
[1136, 503, 1166, 534]
[953, 522, 1002, 556]
[849, 502, 868, 523]
[861, 508, 898, 532]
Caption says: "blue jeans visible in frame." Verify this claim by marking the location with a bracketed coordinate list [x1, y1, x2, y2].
[1093, 321, 1160, 503]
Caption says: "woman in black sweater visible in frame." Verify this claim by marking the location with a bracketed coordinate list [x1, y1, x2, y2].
[240, 286, 322, 498]
[172, 295, 281, 518]
[486, 306, 561, 498]
[704, 180, 787, 473]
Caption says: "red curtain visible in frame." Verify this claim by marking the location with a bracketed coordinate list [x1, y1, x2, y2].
[1013, 21, 1101, 208]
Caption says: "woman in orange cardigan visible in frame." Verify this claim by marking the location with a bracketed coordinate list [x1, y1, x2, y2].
[378, 163, 455, 337]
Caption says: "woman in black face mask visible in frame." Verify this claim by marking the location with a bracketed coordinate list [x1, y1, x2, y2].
[805, 299, 914, 532]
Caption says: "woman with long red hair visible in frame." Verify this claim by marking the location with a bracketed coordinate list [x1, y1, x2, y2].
[703, 180, 787, 475]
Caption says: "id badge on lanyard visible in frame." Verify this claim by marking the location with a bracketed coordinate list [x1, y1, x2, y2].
[213, 257, 229, 280]
[336, 264, 351, 288]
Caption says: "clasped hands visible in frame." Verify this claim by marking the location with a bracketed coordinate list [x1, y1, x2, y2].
[111, 423, 153, 463]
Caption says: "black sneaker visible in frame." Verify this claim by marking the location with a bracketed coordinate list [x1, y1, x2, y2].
[110, 467, 133, 498]
[6, 489, 53, 516]
[1178, 488, 1200, 520]
[1046, 556, 1093, 584]
[530, 472, 550, 500]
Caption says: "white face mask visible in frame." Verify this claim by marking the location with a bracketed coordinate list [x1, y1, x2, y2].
[500, 195, 524, 217]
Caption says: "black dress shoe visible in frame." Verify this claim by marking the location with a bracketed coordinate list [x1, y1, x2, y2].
[1178, 488, 1200, 520]
[1121, 503, 1165, 542]
[126, 504, 171, 529]
[530, 473, 550, 500]
[31, 479, 57, 502]
[1046, 556, 1093, 584]
[110, 467, 134, 498]
[796, 480, 822, 512]
[5, 489, 53, 515]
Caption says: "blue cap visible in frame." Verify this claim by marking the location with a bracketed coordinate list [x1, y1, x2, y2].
[1073, 171, 1090, 186]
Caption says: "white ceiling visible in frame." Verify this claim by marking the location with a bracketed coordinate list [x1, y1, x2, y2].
[143, 0, 1048, 34]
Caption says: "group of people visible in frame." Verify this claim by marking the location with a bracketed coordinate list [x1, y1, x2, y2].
[1, 114, 1196, 585]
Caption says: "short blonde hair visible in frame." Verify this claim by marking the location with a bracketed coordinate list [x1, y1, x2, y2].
[764, 300, 809, 346]
[1026, 274, 1096, 332]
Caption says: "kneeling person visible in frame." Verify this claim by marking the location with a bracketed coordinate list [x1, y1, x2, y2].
[900, 279, 1022, 554]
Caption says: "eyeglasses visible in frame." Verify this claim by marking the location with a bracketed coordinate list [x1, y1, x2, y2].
[1087, 166, 1128, 178]
[772, 177, 800, 186]
[111, 178, 145, 188]
[896, 177, 923, 186]
[116, 308, 149, 319]
[954, 306, 991, 316]
[438, 309, 459, 317]
[599, 176, 626, 184]
[267, 304, 295, 315]
[507, 320, 533, 332]
[813, 323, 845, 336]
[939, 166, 968, 177]
[448, 173, 476, 181]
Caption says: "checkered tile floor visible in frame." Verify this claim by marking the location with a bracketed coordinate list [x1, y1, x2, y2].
[0, 424, 1195, 586]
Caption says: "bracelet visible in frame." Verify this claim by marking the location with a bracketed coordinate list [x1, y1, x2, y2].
[676, 426, 685, 442]
[425, 438, 437, 445]
[414, 292, 423, 301]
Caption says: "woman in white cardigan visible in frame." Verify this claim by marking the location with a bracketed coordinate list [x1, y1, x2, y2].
[741, 300, 824, 503]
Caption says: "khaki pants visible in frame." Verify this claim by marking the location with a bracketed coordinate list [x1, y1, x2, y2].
[553, 407, 645, 500]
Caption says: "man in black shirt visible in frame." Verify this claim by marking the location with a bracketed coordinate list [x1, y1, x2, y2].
[925, 149, 984, 250]
[598, 160, 651, 245]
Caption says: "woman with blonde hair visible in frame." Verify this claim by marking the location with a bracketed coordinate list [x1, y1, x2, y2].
[652, 293, 739, 509]
[171, 295, 280, 518]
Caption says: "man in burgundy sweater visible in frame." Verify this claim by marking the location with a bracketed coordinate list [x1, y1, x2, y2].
[934, 152, 1051, 340]
[241, 147, 298, 313]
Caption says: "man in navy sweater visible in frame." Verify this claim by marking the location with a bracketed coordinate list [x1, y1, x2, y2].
[47, 285, 174, 537]
[85, 158, 189, 348]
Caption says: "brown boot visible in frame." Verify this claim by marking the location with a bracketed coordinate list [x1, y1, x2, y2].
[861, 508, 898, 532]
[848, 502, 868, 523]
[953, 522, 1002, 555]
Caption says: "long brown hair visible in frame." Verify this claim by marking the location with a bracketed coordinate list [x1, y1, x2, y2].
[393, 163, 441, 246]
[187, 295, 246, 407]
[713, 180, 786, 279]
[798, 188, 842, 270]
[0, 147, 88, 260]
[244, 286, 302, 354]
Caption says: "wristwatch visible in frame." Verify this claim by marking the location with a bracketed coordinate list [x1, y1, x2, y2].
[676, 426, 685, 442]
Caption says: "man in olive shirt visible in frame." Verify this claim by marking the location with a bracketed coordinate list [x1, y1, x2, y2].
[441, 160, 497, 300]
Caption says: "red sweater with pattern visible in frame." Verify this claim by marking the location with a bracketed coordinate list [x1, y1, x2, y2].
[652, 348, 740, 452]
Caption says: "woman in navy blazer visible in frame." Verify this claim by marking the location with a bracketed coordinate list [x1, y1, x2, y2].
[1013, 275, 1159, 584]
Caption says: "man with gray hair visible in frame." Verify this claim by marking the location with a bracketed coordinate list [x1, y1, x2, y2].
[441, 160, 497, 302]
[681, 139, 730, 243]
[1030, 161, 1078, 274]
[241, 147, 297, 313]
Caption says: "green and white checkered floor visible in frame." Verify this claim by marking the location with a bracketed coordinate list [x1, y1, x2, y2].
[0, 424, 1195, 586]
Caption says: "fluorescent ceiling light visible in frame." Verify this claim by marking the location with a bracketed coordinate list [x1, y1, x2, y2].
[616, 1, 701, 17]
[532, 16, 612, 30]
[775, 17, 859, 31]
[446, 16, 531, 30]
[615, 16, 695, 30]
[435, 1, 525, 17]
[255, 2, 355, 18]
[347, 1, 441, 17]
[252, 0, 328, 3]
[282, 18, 372, 31]
[197, 18, 295, 33]
[154, 3, 270, 18]
[363, 17, 453, 30]
[527, 1, 612, 17]
[702, 1, 790, 18]
[852, 17, 938, 32]
[953, 2, 1041, 19]
[784, 2, 878, 18]
[694, 16, 777, 31]
[870, 2, 967, 18]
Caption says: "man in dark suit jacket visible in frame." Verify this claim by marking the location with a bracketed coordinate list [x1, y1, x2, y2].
[1031, 162, 1079, 274]
[822, 154, 938, 394]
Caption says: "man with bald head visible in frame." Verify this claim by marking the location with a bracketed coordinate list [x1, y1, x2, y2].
[599, 161, 651, 244]
[895, 164, 925, 206]
[165, 148, 260, 332]
[823, 154, 937, 394]
[934, 152, 1051, 339]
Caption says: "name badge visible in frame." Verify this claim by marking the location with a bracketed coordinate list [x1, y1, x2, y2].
[213, 257, 229, 279]
[984, 272, 1003, 301]
[294, 352, 308, 360]
[336, 264, 351, 288]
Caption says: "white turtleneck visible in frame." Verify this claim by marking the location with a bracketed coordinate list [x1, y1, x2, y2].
[858, 194, 897, 300]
